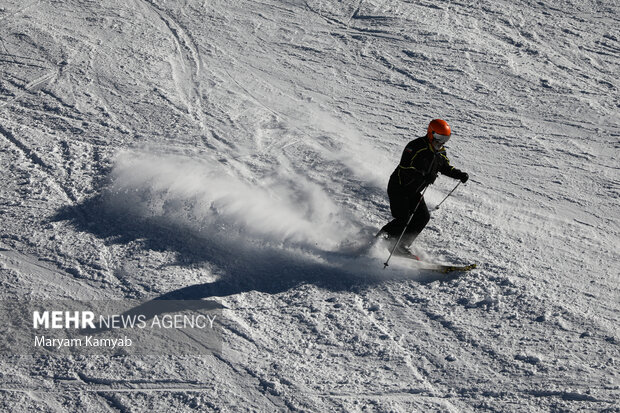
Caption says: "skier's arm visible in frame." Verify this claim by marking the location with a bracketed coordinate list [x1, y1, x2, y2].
[439, 152, 469, 182]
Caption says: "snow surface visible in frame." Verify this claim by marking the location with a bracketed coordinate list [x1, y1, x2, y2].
[0, 0, 619, 411]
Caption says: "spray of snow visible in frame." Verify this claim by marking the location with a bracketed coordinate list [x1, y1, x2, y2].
[107, 151, 364, 251]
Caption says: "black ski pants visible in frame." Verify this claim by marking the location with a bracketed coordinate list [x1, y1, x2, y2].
[381, 177, 430, 246]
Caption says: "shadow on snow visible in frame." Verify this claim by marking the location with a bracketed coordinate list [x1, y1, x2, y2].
[51, 193, 454, 320]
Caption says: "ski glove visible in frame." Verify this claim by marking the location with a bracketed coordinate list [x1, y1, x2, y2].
[459, 172, 469, 183]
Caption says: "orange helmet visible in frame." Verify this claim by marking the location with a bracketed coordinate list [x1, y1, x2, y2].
[427, 119, 451, 142]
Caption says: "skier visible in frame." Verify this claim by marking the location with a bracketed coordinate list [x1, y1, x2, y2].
[378, 119, 469, 258]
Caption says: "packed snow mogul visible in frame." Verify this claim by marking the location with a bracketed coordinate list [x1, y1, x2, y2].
[379, 119, 469, 258]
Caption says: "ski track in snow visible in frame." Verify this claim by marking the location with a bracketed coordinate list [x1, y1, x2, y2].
[0, 0, 619, 411]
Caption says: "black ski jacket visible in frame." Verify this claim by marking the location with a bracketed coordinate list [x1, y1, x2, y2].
[389, 136, 465, 194]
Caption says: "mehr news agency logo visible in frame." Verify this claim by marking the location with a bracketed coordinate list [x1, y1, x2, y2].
[32, 308, 218, 350]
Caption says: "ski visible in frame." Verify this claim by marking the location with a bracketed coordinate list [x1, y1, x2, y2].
[391, 253, 476, 273]
[379, 240, 476, 273]
[420, 263, 477, 273]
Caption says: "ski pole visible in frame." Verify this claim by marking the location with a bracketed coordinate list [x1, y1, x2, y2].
[434, 182, 461, 210]
[383, 186, 428, 269]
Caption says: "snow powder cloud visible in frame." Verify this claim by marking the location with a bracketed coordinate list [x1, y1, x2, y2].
[107, 151, 363, 251]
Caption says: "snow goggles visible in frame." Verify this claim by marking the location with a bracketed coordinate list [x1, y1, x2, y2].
[432, 132, 451, 145]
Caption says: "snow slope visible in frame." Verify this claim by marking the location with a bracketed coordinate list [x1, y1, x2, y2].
[0, 0, 618, 411]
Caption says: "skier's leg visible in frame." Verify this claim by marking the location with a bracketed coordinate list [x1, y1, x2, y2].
[380, 204, 408, 237]
[380, 180, 409, 238]
[402, 197, 430, 245]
